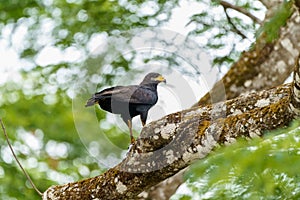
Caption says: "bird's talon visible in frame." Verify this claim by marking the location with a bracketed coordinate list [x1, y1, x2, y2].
[130, 137, 136, 144]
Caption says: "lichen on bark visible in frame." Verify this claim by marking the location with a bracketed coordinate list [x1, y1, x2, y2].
[42, 2, 300, 200]
[43, 84, 295, 200]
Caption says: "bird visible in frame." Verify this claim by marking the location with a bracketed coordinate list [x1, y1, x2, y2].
[85, 72, 166, 143]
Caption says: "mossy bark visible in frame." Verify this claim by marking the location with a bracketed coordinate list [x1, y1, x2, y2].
[43, 2, 300, 200]
[43, 84, 295, 200]
[143, 3, 300, 200]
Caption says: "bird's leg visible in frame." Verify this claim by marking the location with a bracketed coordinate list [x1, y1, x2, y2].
[141, 119, 146, 127]
[127, 120, 135, 144]
[140, 113, 147, 127]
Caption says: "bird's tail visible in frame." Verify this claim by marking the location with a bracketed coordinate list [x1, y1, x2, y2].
[85, 97, 97, 107]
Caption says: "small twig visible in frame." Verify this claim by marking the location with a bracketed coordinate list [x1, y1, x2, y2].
[222, 6, 248, 39]
[220, 0, 263, 25]
[0, 119, 43, 196]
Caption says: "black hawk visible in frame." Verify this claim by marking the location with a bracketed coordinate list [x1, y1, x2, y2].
[85, 72, 166, 143]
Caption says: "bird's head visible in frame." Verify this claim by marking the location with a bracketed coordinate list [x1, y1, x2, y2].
[141, 73, 166, 85]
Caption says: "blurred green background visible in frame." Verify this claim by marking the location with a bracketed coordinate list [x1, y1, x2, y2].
[2, 0, 297, 199]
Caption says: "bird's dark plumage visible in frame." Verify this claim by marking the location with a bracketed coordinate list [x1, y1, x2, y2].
[85, 72, 166, 143]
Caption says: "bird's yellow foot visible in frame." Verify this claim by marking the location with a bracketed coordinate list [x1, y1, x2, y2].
[130, 136, 136, 144]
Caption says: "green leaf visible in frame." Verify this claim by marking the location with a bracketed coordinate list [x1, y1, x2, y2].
[257, 1, 293, 42]
[184, 120, 300, 199]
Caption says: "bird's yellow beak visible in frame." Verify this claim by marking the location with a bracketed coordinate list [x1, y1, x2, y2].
[153, 75, 166, 83]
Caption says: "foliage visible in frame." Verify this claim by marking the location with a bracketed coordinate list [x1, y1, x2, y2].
[179, 120, 300, 200]
[257, 0, 293, 42]
[0, 0, 285, 199]
[1, 0, 178, 58]
[0, 0, 179, 198]
[188, 0, 264, 68]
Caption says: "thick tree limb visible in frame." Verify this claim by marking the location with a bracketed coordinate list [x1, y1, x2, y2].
[143, 3, 300, 199]
[42, 2, 300, 200]
[137, 169, 186, 200]
[196, 7, 300, 106]
[43, 84, 294, 199]
[137, 168, 186, 200]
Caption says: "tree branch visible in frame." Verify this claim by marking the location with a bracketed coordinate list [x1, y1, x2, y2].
[42, 2, 300, 199]
[220, 1, 263, 25]
[0, 119, 43, 196]
[137, 169, 186, 199]
[222, 4, 247, 39]
[43, 83, 294, 199]
[144, 3, 300, 199]
[196, 8, 300, 106]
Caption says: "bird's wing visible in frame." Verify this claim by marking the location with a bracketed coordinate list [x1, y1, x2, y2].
[96, 85, 156, 105]
[129, 86, 157, 105]
[96, 86, 126, 98]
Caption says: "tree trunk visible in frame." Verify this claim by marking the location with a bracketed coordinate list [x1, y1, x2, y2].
[43, 83, 296, 199]
[196, 5, 300, 106]
[142, 2, 300, 199]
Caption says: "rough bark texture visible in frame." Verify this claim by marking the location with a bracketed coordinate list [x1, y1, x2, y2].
[137, 169, 186, 200]
[42, 2, 300, 200]
[43, 84, 295, 199]
[259, 0, 283, 10]
[137, 168, 185, 200]
[290, 54, 300, 115]
[145, 2, 300, 199]
[196, 5, 300, 106]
